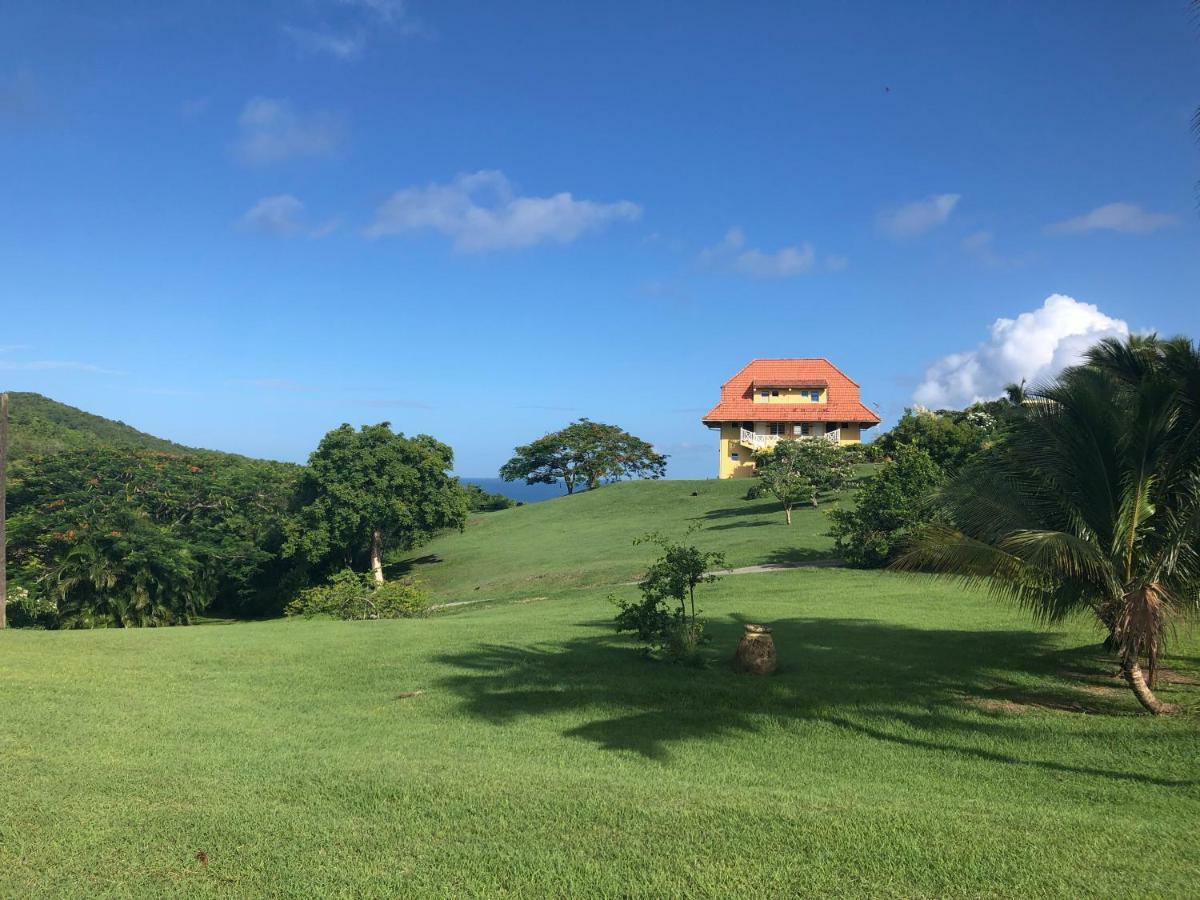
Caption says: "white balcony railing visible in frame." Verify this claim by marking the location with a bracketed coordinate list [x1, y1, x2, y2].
[738, 426, 840, 449]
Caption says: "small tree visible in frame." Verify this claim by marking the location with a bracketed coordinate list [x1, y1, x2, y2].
[288, 424, 469, 583]
[613, 530, 725, 661]
[750, 439, 853, 523]
[827, 445, 943, 567]
[500, 419, 666, 494]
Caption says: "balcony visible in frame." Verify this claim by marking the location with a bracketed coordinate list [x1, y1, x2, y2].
[739, 427, 840, 450]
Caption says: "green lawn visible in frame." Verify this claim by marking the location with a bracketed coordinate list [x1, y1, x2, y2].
[396, 477, 842, 604]
[2, 481, 1199, 897]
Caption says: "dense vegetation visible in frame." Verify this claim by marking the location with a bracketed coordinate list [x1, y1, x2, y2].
[3, 398, 469, 627]
[4, 392, 195, 461]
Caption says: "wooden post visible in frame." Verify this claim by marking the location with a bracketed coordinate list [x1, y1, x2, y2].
[0, 392, 7, 630]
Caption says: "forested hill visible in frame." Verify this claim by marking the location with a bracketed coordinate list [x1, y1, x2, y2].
[2, 391, 202, 461]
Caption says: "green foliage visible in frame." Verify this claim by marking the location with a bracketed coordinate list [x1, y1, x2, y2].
[828, 446, 944, 567]
[285, 569, 429, 620]
[875, 407, 994, 473]
[2, 391, 196, 462]
[748, 439, 854, 523]
[287, 423, 469, 578]
[462, 482, 517, 511]
[896, 334, 1200, 713]
[500, 418, 667, 494]
[613, 530, 724, 662]
[5, 585, 56, 628]
[8, 447, 299, 627]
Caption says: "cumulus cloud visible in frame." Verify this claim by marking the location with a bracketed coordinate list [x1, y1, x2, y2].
[231, 98, 343, 165]
[365, 170, 641, 251]
[1044, 202, 1178, 235]
[698, 227, 834, 278]
[239, 195, 339, 238]
[877, 193, 960, 238]
[913, 294, 1130, 408]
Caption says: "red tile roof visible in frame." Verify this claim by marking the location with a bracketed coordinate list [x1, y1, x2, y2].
[702, 358, 881, 426]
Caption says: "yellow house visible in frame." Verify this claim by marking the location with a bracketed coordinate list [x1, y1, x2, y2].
[702, 358, 881, 478]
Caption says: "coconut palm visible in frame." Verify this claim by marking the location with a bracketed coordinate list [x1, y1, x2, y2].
[895, 335, 1200, 714]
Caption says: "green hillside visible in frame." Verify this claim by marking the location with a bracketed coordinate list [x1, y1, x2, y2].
[398, 477, 843, 604]
[2, 391, 195, 461]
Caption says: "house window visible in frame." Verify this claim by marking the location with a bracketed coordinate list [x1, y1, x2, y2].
[840, 422, 849, 429]
[793, 424, 803, 435]
[771, 389, 780, 397]
[810, 390, 821, 402]
[769, 422, 787, 435]
[760, 390, 770, 398]
[800, 423, 811, 436]
[730, 451, 739, 460]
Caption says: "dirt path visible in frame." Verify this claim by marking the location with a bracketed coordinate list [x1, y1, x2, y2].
[431, 558, 845, 611]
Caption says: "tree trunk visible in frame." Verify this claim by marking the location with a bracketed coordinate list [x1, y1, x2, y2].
[1123, 657, 1176, 715]
[784, 505, 792, 525]
[370, 529, 385, 584]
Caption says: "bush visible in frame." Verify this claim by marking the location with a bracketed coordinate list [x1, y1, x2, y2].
[827, 445, 944, 567]
[612, 531, 724, 663]
[6, 585, 58, 628]
[286, 569, 430, 620]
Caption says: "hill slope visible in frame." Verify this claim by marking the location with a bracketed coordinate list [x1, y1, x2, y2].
[2, 391, 196, 461]
[399, 477, 844, 603]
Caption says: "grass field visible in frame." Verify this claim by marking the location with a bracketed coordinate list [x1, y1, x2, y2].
[2, 480, 1199, 897]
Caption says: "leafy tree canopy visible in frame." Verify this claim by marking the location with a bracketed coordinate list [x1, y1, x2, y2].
[749, 439, 854, 523]
[287, 423, 469, 582]
[874, 407, 996, 474]
[500, 419, 667, 494]
[8, 448, 299, 626]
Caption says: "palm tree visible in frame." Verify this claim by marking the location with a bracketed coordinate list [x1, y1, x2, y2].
[1002, 379, 1027, 406]
[895, 336, 1200, 714]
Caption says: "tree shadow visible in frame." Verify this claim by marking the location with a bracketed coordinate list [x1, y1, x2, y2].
[433, 616, 1197, 786]
[696, 502, 781, 520]
[755, 547, 840, 567]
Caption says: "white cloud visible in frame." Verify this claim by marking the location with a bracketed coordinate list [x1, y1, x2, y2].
[231, 98, 343, 165]
[877, 193, 960, 238]
[0, 359, 118, 374]
[284, 0, 429, 60]
[239, 195, 339, 238]
[697, 227, 830, 278]
[283, 26, 366, 60]
[913, 294, 1130, 408]
[365, 170, 641, 251]
[1044, 202, 1178, 235]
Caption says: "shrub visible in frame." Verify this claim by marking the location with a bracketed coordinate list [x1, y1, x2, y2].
[286, 569, 429, 620]
[827, 445, 944, 567]
[6, 585, 58, 629]
[612, 531, 724, 663]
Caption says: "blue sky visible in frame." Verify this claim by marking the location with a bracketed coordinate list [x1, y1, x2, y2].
[1, 1, 1197, 478]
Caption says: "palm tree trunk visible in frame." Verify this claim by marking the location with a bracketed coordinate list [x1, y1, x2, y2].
[1122, 657, 1175, 715]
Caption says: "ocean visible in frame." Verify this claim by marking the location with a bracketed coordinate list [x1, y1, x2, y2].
[460, 477, 569, 504]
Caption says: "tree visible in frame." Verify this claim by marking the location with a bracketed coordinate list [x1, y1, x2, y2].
[289, 424, 469, 583]
[461, 482, 517, 511]
[500, 419, 667, 494]
[895, 335, 1200, 715]
[827, 445, 944, 567]
[874, 407, 994, 474]
[750, 439, 853, 523]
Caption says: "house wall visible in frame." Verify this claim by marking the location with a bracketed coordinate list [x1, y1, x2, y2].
[715, 420, 866, 478]
[752, 387, 826, 404]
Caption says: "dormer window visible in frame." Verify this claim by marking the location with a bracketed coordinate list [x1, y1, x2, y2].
[809, 390, 820, 402]
[771, 390, 780, 397]
[760, 390, 769, 398]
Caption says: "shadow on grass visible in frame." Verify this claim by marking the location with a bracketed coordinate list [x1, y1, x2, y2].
[755, 547, 840, 567]
[434, 616, 1195, 787]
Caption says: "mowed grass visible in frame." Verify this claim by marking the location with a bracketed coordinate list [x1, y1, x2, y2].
[2, 480, 1199, 897]
[397, 477, 841, 604]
